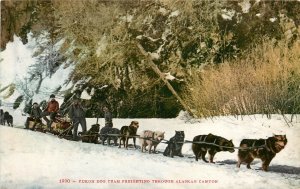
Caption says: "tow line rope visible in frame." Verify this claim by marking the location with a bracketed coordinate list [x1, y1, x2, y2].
[78, 133, 266, 150]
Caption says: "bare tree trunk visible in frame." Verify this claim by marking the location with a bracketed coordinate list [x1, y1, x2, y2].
[137, 43, 196, 118]
[35, 73, 43, 93]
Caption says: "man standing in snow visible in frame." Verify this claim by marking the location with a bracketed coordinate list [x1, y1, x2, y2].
[103, 106, 113, 127]
[25, 102, 42, 129]
[68, 98, 87, 141]
[43, 94, 59, 130]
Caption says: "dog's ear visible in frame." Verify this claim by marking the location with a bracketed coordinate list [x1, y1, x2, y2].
[230, 139, 232, 142]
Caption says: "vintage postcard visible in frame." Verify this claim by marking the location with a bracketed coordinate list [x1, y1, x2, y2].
[1, 0, 300, 189]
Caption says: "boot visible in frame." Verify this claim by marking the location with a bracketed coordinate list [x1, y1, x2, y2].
[73, 136, 80, 141]
[48, 121, 53, 131]
[31, 122, 37, 131]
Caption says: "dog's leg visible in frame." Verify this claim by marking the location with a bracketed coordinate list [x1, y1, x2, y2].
[125, 137, 128, 149]
[94, 134, 98, 143]
[115, 137, 118, 146]
[149, 144, 152, 154]
[237, 157, 242, 168]
[133, 137, 137, 149]
[262, 158, 272, 171]
[196, 151, 202, 161]
[170, 148, 174, 158]
[237, 150, 242, 168]
[163, 146, 169, 156]
[118, 137, 122, 148]
[208, 149, 216, 163]
[201, 150, 209, 163]
[169, 143, 174, 158]
[141, 143, 144, 152]
[153, 145, 157, 154]
[247, 163, 251, 169]
[178, 149, 184, 157]
[245, 157, 254, 169]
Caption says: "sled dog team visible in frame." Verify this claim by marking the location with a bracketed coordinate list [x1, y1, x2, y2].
[1, 108, 288, 172]
[1, 94, 288, 172]
[96, 121, 287, 172]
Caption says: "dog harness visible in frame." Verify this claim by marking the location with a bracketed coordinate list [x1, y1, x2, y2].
[264, 139, 276, 153]
[199, 135, 220, 149]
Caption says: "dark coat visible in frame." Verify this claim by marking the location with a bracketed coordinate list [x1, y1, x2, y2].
[31, 107, 42, 119]
[68, 104, 86, 119]
[104, 111, 113, 127]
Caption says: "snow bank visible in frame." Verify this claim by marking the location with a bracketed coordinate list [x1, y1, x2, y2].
[0, 35, 36, 88]
[0, 33, 74, 111]
[33, 63, 74, 105]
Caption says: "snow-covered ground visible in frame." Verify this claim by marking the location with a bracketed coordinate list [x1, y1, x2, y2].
[0, 110, 300, 189]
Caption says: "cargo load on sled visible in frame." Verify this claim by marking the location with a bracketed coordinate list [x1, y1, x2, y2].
[27, 118, 47, 133]
[28, 114, 73, 137]
[49, 114, 73, 136]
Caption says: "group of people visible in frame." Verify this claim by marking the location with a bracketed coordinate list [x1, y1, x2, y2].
[25, 94, 59, 130]
[25, 94, 113, 141]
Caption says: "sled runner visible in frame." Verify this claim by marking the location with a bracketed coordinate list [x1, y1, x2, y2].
[58, 125, 74, 140]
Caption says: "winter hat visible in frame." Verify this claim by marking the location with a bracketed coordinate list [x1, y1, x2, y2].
[50, 94, 55, 98]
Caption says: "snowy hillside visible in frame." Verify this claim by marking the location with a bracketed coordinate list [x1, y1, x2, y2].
[0, 33, 73, 109]
[1, 113, 300, 189]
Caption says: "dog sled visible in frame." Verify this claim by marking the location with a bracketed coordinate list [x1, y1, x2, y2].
[28, 118, 47, 133]
[28, 115, 73, 137]
[49, 114, 73, 137]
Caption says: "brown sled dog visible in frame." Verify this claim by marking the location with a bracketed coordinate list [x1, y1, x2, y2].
[192, 133, 235, 163]
[79, 124, 100, 143]
[119, 121, 139, 149]
[237, 135, 287, 171]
